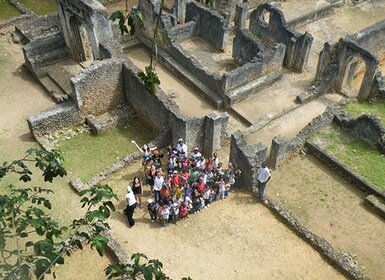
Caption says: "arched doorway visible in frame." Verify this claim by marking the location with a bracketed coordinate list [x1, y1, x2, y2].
[69, 16, 92, 62]
[340, 55, 367, 97]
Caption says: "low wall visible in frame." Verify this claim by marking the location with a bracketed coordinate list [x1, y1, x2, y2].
[306, 141, 385, 200]
[287, 2, 337, 29]
[232, 29, 264, 64]
[260, 194, 370, 280]
[27, 101, 84, 138]
[71, 58, 124, 116]
[229, 131, 267, 189]
[349, 19, 385, 57]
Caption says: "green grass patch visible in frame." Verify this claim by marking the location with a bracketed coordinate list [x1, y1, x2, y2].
[0, 0, 20, 21]
[19, 0, 57, 15]
[59, 123, 154, 182]
[345, 101, 385, 127]
[312, 125, 385, 190]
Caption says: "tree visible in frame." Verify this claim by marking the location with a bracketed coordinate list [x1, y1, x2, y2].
[0, 148, 188, 280]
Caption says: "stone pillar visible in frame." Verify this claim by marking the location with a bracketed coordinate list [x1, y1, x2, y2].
[204, 111, 223, 157]
[269, 135, 288, 169]
[234, 3, 248, 30]
[175, 0, 186, 24]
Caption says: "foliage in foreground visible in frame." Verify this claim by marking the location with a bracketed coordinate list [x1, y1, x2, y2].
[0, 148, 183, 280]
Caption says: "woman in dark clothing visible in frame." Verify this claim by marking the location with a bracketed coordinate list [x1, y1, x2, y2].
[132, 176, 143, 208]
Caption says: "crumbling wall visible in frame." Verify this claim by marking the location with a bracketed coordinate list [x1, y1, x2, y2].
[27, 101, 84, 138]
[232, 29, 264, 64]
[229, 131, 267, 189]
[185, 1, 229, 51]
[56, 0, 114, 61]
[71, 58, 124, 116]
[349, 19, 385, 56]
[225, 43, 285, 92]
[249, 3, 313, 72]
[123, 59, 227, 153]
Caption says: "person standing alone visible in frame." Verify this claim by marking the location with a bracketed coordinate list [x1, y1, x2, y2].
[125, 186, 137, 227]
[257, 162, 270, 200]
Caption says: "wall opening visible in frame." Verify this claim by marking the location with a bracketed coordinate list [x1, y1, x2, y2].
[341, 56, 367, 97]
[259, 9, 270, 26]
[69, 16, 93, 62]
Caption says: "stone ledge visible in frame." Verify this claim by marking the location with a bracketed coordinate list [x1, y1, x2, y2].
[305, 141, 385, 200]
[365, 194, 385, 220]
[258, 193, 370, 280]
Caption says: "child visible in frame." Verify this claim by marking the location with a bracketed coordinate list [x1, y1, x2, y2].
[179, 202, 188, 221]
[161, 204, 170, 227]
[202, 187, 210, 208]
[175, 184, 184, 201]
[217, 177, 226, 200]
[157, 201, 165, 222]
[147, 199, 157, 222]
[170, 201, 180, 224]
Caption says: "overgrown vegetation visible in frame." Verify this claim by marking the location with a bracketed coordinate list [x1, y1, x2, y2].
[345, 101, 385, 127]
[0, 0, 20, 21]
[19, 0, 57, 15]
[58, 123, 154, 182]
[311, 125, 385, 190]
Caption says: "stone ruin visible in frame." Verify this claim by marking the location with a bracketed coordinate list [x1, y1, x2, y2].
[15, 0, 385, 186]
[5, 0, 385, 278]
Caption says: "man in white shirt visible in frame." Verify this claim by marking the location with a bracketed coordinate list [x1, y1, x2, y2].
[257, 162, 271, 200]
[125, 186, 137, 227]
[153, 171, 164, 203]
[176, 138, 187, 155]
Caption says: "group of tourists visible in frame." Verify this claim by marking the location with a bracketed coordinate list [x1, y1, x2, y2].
[124, 138, 243, 227]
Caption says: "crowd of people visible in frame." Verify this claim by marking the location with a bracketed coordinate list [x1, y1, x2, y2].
[124, 138, 241, 227]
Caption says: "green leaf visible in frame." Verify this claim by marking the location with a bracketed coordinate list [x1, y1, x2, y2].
[96, 242, 104, 257]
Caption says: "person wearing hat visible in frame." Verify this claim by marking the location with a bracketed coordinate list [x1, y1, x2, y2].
[125, 186, 137, 227]
[176, 138, 188, 155]
[257, 162, 271, 200]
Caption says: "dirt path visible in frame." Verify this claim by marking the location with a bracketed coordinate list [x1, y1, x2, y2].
[105, 160, 346, 280]
[270, 155, 385, 280]
[0, 28, 111, 279]
[245, 93, 342, 152]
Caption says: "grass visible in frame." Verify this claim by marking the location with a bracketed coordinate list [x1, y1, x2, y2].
[19, 0, 57, 15]
[312, 125, 385, 191]
[59, 122, 154, 182]
[345, 101, 385, 127]
[0, 0, 20, 21]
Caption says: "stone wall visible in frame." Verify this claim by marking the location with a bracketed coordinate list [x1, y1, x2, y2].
[249, 3, 313, 72]
[56, 0, 114, 61]
[122, 59, 228, 154]
[232, 29, 263, 64]
[224, 43, 285, 92]
[229, 131, 267, 189]
[349, 19, 385, 57]
[185, 1, 229, 51]
[71, 58, 124, 116]
[27, 101, 84, 138]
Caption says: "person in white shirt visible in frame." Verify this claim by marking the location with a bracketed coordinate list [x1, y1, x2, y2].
[176, 138, 188, 155]
[153, 171, 164, 203]
[257, 162, 271, 200]
[125, 186, 137, 227]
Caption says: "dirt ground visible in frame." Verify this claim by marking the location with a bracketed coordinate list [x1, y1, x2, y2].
[105, 160, 345, 280]
[2, 1, 385, 278]
[270, 155, 385, 280]
[0, 25, 347, 279]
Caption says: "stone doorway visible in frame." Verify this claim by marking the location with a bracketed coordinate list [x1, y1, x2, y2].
[340, 55, 367, 97]
[69, 16, 92, 62]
